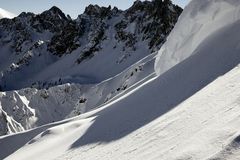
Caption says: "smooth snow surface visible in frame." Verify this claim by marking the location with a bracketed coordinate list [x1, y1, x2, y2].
[2, 0, 240, 159]
[0, 8, 15, 19]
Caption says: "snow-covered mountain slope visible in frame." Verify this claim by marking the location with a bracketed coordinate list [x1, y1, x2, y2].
[1, 0, 240, 159]
[3, 57, 240, 160]
[0, 8, 15, 19]
[0, 1, 182, 91]
[0, 0, 182, 136]
[0, 52, 157, 135]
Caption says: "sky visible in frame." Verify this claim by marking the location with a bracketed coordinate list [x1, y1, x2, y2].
[0, 0, 189, 18]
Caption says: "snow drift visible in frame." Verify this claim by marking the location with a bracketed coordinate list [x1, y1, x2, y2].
[2, 0, 240, 160]
[155, 0, 240, 75]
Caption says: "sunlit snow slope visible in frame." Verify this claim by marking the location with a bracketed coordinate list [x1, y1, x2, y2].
[1, 0, 240, 159]
[0, 8, 15, 19]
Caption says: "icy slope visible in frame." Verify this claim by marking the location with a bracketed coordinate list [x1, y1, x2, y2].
[0, 8, 15, 19]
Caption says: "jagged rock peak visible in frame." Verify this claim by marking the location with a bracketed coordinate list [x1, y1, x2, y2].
[41, 6, 69, 20]
[84, 4, 118, 18]
[49, 6, 63, 12]
[127, 0, 181, 12]
[17, 12, 35, 18]
[127, 0, 152, 11]
[126, 0, 182, 19]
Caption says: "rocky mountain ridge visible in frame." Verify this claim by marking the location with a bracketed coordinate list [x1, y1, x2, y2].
[0, 0, 182, 136]
[0, 0, 182, 91]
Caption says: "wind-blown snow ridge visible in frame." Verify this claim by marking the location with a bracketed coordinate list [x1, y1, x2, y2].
[155, 0, 240, 75]
[0, 8, 15, 19]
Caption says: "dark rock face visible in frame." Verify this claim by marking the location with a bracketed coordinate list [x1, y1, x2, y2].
[32, 6, 70, 33]
[48, 21, 82, 56]
[84, 5, 112, 18]
[122, 0, 182, 50]
[0, 6, 70, 54]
